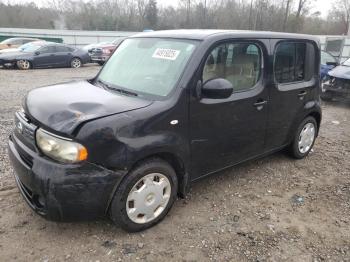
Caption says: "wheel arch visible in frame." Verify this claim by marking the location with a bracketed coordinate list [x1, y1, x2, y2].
[287, 107, 322, 146]
[130, 152, 189, 198]
[308, 111, 321, 136]
[105, 151, 189, 215]
[71, 56, 82, 67]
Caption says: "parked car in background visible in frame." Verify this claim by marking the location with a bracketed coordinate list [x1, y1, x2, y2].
[0, 37, 41, 50]
[0, 41, 46, 55]
[8, 30, 321, 232]
[320, 50, 339, 79]
[88, 38, 125, 65]
[321, 58, 350, 101]
[82, 41, 110, 52]
[0, 42, 90, 70]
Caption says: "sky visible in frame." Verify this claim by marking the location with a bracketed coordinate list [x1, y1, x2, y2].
[3, 0, 334, 18]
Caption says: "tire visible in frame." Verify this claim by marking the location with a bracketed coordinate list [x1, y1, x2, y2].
[16, 60, 32, 70]
[70, 57, 82, 68]
[289, 116, 318, 159]
[98, 61, 104, 66]
[110, 158, 178, 232]
[320, 91, 333, 101]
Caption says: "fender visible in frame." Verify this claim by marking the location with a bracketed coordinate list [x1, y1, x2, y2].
[287, 99, 322, 144]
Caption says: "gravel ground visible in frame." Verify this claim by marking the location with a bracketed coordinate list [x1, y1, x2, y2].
[0, 66, 349, 262]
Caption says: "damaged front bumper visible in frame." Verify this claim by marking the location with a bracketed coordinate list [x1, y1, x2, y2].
[321, 76, 350, 100]
[0, 59, 16, 68]
[8, 133, 127, 221]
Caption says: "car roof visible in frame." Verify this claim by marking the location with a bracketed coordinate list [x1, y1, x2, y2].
[41, 42, 74, 48]
[132, 29, 319, 42]
[7, 37, 40, 40]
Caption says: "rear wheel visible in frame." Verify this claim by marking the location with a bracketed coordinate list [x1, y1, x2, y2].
[16, 60, 31, 70]
[98, 61, 104, 66]
[70, 57, 82, 68]
[110, 158, 178, 232]
[289, 116, 317, 159]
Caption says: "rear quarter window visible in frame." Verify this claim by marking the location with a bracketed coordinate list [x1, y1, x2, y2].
[274, 41, 316, 84]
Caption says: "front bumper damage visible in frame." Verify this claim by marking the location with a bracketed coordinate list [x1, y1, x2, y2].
[321, 76, 350, 100]
[0, 58, 16, 68]
[8, 132, 127, 221]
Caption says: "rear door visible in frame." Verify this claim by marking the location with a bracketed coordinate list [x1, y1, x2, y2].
[265, 40, 318, 150]
[55, 46, 73, 67]
[190, 40, 269, 179]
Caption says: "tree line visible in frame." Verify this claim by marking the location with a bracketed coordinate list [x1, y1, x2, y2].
[0, 0, 348, 35]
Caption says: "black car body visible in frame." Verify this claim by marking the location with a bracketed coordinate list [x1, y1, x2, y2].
[321, 58, 350, 101]
[8, 30, 322, 231]
[0, 42, 90, 69]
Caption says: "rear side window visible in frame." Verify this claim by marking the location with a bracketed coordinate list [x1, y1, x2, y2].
[202, 42, 261, 92]
[274, 42, 306, 83]
[39, 46, 56, 54]
[56, 46, 71, 52]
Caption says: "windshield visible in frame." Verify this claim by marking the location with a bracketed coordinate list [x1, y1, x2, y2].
[97, 38, 197, 98]
[321, 51, 337, 65]
[1, 38, 16, 44]
[343, 58, 350, 66]
[22, 44, 42, 53]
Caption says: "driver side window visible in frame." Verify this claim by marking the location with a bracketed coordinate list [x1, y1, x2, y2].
[202, 42, 261, 92]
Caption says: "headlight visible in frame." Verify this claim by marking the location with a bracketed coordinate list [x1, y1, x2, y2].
[102, 48, 111, 54]
[36, 128, 88, 163]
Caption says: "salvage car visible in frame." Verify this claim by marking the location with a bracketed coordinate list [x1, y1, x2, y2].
[0, 41, 46, 55]
[88, 38, 125, 65]
[321, 58, 350, 101]
[320, 50, 338, 79]
[0, 37, 41, 50]
[8, 30, 321, 232]
[0, 42, 90, 69]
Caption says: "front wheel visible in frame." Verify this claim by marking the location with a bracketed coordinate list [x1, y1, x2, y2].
[110, 158, 178, 232]
[70, 57, 82, 68]
[289, 116, 318, 159]
[16, 60, 32, 70]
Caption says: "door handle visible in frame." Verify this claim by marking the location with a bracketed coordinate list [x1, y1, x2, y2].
[253, 100, 268, 107]
[298, 91, 307, 97]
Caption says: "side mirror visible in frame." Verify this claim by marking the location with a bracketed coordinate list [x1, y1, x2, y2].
[202, 78, 233, 99]
[34, 51, 40, 55]
[326, 61, 338, 67]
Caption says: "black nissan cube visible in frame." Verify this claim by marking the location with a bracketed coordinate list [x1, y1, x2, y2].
[8, 30, 321, 232]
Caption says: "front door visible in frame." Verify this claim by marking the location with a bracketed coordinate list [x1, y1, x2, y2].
[33, 46, 57, 67]
[190, 40, 269, 179]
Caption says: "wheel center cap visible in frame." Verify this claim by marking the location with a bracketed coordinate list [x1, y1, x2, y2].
[146, 193, 155, 204]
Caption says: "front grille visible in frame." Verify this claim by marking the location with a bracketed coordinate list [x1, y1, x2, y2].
[12, 135, 34, 168]
[14, 111, 37, 151]
[89, 48, 103, 55]
[15, 175, 46, 212]
[19, 149, 33, 168]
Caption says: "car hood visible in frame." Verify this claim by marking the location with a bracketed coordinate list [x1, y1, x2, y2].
[25, 80, 153, 135]
[328, 65, 350, 79]
[0, 48, 20, 54]
[0, 51, 31, 60]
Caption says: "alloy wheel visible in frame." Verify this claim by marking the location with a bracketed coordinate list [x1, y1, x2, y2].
[71, 58, 81, 68]
[17, 60, 31, 70]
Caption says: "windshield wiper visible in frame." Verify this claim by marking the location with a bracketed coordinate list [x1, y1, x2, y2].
[108, 86, 138, 97]
[96, 79, 138, 97]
